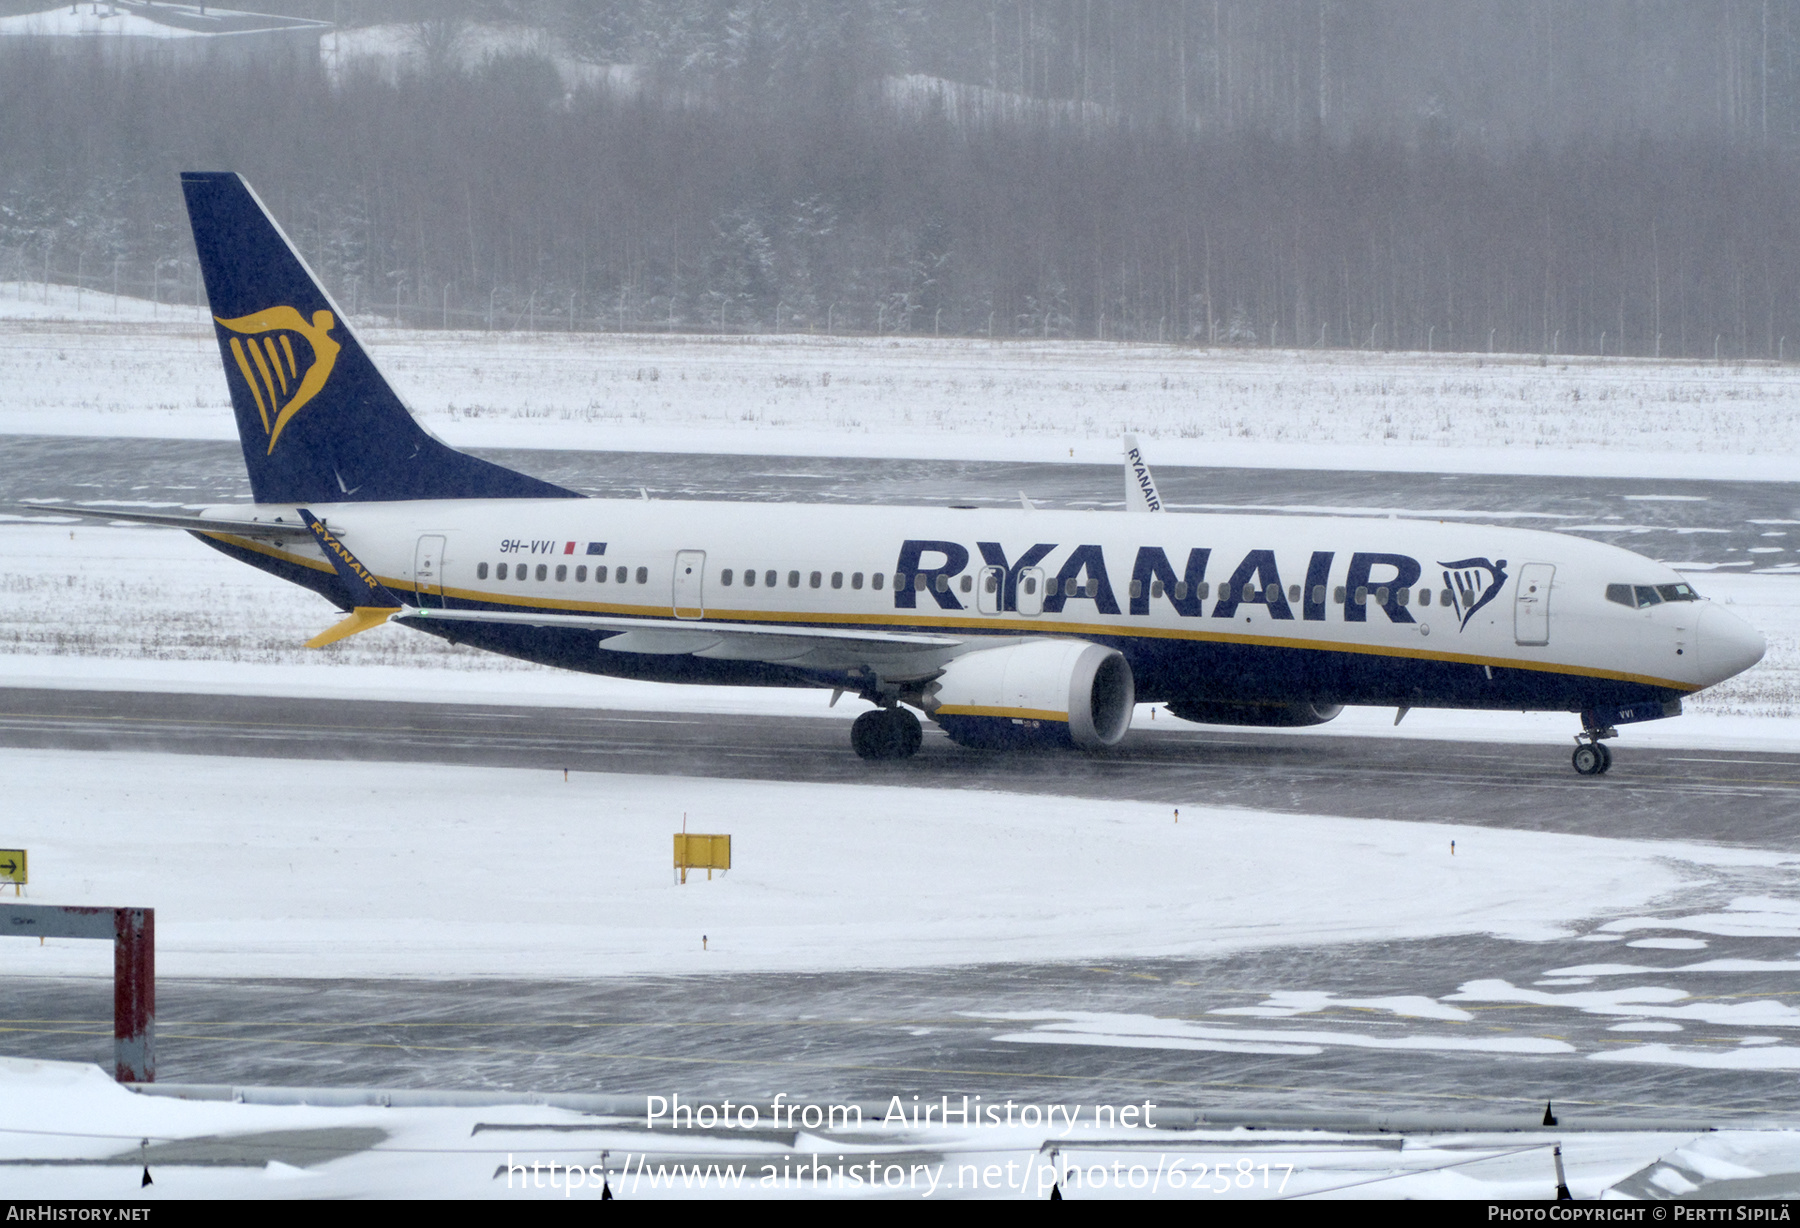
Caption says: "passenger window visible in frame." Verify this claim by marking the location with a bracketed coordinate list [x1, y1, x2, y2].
[1150, 579, 1163, 598]
[744, 569, 755, 587]
[594, 565, 606, 583]
[616, 566, 628, 584]
[854, 572, 865, 590]
[1335, 586, 1346, 603]
[1439, 588, 1452, 606]
[576, 565, 587, 582]
[1023, 576, 1038, 595]
[1173, 580, 1188, 600]
[1263, 583, 1278, 603]
[832, 572, 843, 589]
[809, 571, 822, 589]
[535, 564, 547, 581]
[555, 564, 567, 582]
[478, 562, 489, 579]
[916, 574, 928, 592]
[1312, 585, 1326, 605]
[721, 569, 733, 586]
[1129, 580, 1142, 599]
[496, 562, 507, 580]
[1197, 582, 1210, 599]
[788, 571, 800, 588]
[765, 570, 777, 587]
[636, 566, 648, 584]
[1396, 586, 1409, 606]
[985, 574, 997, 594]
[1288, 584, 1300, 602]
[959, 575, 972, 592]
[1416, 587, 1428, 606]
[1634, 584, 1662, 607]
[937, 575, 950, 593]
[1065, 578, 1078, 597]
[872, 573, 883, 591]
[1242, 583, 1255, 602]
[1355, 586, 1368, 605]
[1375, 586, 1389, 605]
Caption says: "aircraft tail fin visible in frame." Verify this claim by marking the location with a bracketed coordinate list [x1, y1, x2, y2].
[181, 172, 577, 505]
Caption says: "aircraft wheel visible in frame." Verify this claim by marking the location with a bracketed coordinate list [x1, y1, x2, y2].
[851, 708, 920, 760]
[893, 706, 922, 758]
[1596, 742, 1613, 774]
[1572, 743, 1604, 776]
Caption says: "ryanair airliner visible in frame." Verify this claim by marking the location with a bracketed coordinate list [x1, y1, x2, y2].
[41, 173, 1768, 774]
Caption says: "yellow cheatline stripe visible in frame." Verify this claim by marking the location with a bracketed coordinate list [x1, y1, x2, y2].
[227, 338, 270, 432]
[202, 537, 1697, 693]
[243, 335, 281, 417]
[262, 336, 290, 396]
[278, 333, 298, 380]
[935, 705, 1067, 722]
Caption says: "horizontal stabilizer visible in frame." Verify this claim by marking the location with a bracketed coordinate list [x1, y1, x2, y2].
[11, 502, 317, 540]
[305, 607, 398, 649]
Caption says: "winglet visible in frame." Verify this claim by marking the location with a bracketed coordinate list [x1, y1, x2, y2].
[1122, 435, 1164, 512]
[298, 507, 404, 647]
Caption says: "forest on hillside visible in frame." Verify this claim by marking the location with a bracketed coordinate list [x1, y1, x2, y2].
[5, 0, 1800, 358]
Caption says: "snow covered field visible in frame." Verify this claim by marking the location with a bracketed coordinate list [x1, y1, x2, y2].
[9, 1055, 1796, 1199]
[0, 745, 1788, 980]
[5, 281, 1800, 480]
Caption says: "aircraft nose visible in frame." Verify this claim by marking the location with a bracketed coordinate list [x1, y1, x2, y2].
[1698, 603, 1766, 684]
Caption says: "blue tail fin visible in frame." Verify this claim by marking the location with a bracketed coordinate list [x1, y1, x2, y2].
[181, 172, 577, 504]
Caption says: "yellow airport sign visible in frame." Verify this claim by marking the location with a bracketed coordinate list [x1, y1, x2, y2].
[0, 849, 25, 891]
[674, 834, 730, 883]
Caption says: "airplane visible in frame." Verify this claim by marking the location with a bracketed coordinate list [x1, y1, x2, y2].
[31, 172, 1767, 775]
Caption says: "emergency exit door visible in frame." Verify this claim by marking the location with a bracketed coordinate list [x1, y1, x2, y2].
[673, 550, 706, 619]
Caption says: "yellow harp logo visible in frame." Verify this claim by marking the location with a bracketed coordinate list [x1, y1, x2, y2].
[214, 307, 341, 454]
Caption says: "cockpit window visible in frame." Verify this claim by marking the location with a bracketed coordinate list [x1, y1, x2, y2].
[1607, 581, 1701, 609]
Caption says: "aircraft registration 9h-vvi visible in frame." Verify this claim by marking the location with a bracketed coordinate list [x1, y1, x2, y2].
[37, 173, 1768, 774]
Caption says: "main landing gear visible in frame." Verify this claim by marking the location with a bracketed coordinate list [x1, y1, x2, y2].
[851, 706, 922, 761]
[1571, 722, 1617, 776]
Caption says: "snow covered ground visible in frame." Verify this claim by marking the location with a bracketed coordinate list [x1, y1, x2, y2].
[5, 281, 1800, 480]
[9, 1055, 1796, 1199]
[10, 745, 1786, 979]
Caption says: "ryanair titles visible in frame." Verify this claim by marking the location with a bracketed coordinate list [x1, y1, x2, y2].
[892, 540, 1508, 631]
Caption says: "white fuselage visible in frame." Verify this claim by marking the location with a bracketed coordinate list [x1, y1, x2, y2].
[199, 497, 1766, 714]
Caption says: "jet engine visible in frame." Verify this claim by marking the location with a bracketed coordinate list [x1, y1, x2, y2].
[922, 639, 1135, 749]
[1164, 700, 1343, 727]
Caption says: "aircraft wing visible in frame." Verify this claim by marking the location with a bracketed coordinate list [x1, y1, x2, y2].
[10, 502, 318, 540]
[402, 606, 966, 672]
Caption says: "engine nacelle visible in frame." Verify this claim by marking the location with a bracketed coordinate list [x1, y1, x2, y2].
[923, 639, 1135, 749]
[1165, 700, 1343, 728]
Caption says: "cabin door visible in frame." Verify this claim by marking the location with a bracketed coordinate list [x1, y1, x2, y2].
[673, 550, 706, 619]
[413, 535, 446, 608]
[1514, 562, 1554, 646]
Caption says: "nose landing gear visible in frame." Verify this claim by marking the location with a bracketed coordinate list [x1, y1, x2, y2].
[1571, 721, 1617, 776]
[851, 706, 923, 761]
